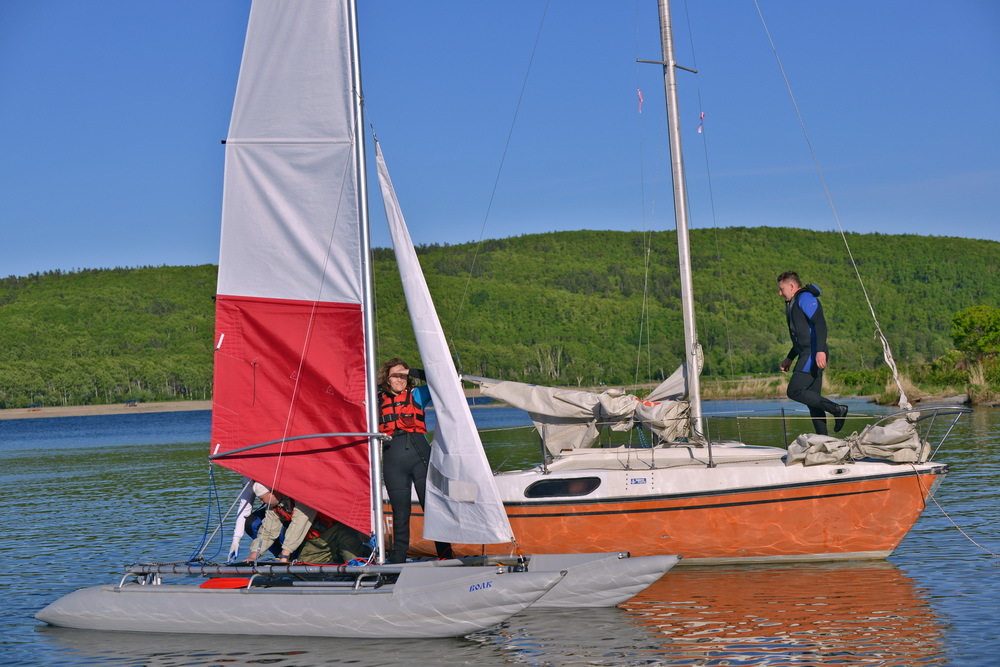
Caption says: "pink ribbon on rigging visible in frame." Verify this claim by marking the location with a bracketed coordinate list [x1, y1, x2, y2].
[697, 111, 705, 133]
[637, 89, 644, 114]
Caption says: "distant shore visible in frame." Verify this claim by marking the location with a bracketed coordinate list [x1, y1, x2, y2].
[0, 388, 485, 421]
[0, 400, 213, 421]
[0, 386, 973, 422]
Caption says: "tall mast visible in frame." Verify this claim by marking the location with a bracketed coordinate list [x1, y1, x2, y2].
[346, 0, 386, 563]
[657, 0, 704, 438]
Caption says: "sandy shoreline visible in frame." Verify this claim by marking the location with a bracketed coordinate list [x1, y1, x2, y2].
[0, 400, 213, 421]
[0, 388, 484, 421]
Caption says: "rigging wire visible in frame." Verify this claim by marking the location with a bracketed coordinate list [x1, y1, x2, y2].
[447, 0, 552, 365]
[631, 0, 748, 441]
[752, 0, 911, 410]
[914, 465, 1000, 560]
[676, 0, 740, 405]
[189, 464, 228, 563]
[631, 0, 660, 398]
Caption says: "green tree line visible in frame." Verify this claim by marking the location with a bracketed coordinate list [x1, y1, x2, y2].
[1, 227, 997, 408]
[0, 266, 216, 408]
[375, 227, 999, 389]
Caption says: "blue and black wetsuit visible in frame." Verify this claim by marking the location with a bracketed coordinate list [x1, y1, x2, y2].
[784, 284, 842, 435]
[785, 284, 826, 373]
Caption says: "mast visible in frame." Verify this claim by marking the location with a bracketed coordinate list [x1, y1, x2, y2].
[657, 0, 704, 438]
[346, 0, 386, 563]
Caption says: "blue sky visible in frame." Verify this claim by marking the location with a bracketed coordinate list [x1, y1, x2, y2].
[2, 1, 997, 279]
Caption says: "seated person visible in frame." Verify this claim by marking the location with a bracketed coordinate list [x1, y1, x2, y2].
[247, 482, 371, 564]
[297, 519, 371, 564]
[246, 483, 315, 562]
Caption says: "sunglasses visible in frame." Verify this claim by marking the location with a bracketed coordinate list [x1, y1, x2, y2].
[389, 373, 409, 380]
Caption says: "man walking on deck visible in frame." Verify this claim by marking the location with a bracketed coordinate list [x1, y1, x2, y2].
[777, 271, 849, 435]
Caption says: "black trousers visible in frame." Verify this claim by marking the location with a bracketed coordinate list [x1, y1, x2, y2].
[382, 431, 452, 563]
[786, 369, 840, 435]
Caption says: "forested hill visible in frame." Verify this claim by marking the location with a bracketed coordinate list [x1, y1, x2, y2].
[1, 227, 997, 407]
[376, 228, 998, 384]
[0, 266, 217, 408]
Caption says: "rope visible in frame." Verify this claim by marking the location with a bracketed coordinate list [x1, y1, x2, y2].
[752, 0, 911, 411]
[926, 492, 1000, 559]
[912, 464, 1000, 560]
[188, 464, 227, 563]
[449, 1, 551, 345]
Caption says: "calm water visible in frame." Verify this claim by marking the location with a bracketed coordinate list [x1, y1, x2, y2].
[3, 399, 999, 666]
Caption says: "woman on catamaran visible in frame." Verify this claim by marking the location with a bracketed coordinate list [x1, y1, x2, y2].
[377, 358, 452, 563]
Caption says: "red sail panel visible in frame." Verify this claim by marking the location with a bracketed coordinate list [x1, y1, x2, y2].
[210, 294, 370, 534]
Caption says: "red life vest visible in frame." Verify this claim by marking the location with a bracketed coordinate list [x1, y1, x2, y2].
[378, 388, 427, 435]
[273, 502, 334, 541]
[273, 504, 294, 523]
[306, 512, 334, 540]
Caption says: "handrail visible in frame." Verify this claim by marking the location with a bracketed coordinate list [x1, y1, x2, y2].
[128, 561, 405, 576]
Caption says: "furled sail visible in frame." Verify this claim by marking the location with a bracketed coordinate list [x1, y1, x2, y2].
[210, 0, 370, 534]
[467, 362, 696, 455]
[374, 141, 516, 545]
[785, 419, 929, 466]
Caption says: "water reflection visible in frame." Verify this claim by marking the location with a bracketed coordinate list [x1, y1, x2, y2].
[618, 562, 944, 665]
[36, 627, 492, 666]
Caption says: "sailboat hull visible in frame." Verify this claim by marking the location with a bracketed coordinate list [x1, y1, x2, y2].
[407, 452, 946, 564]
[35, 567, 563, 638]
[430, 552, 681, 608]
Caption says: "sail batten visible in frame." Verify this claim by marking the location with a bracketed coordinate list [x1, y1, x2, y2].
[224, 139, 352, 144]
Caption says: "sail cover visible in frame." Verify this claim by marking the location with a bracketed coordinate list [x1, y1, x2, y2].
[375, 141, 515, 545]
[210, 0, 371, 534]
[467, 366, 693, 455]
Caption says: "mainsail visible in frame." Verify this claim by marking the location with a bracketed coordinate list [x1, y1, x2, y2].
[210, 0, 371, 534]
[374, 141, 515, 546]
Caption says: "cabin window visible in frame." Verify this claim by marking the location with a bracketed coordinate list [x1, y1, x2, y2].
[524, 477, 600, 498]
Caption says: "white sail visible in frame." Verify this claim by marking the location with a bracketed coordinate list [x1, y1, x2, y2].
[374, 141, 515, 545]
[218, 0, 362, 305]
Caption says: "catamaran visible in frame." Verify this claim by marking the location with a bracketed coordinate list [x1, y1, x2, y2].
[36, 0, 678, 638]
